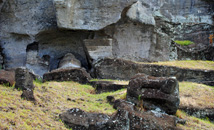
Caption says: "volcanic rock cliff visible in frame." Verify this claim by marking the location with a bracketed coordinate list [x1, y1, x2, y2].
[0, 0, 213, 76]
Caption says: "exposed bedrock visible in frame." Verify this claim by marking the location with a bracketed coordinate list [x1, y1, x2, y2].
[94, 58, 214, 86]
[170, 42, 214, 61]
[53, 0, 138, 30]
[0, 0, 213, 76]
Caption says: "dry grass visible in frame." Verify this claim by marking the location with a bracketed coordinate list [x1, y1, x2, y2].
[1, 79, 214, 129]
[143, 60, 214, 70]
[0, 81, 126, 130]
[176, 110, 214, 130]
[90, 79, 129, 85]
[179, 82, 214, 109]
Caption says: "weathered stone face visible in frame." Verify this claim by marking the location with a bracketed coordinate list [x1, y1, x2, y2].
[127, 73, 180, 115]
[58, 53, 81, 69]
[53, 0, 137, 30]
[15, 67, 34, 91]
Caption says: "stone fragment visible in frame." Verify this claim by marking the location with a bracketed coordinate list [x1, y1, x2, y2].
[43, 68, 91, 84]
[60, 102, 180, 130]
[127, 73, 180, 115]
[106, 96, 115, 104]
[15, 67, 34, 91]
[58, 53, 81, 69]
[59, 108, 110, 130]
[0, 70, 15, 86]
[21, 89, 36, 102]
[90, 80, 127, 94]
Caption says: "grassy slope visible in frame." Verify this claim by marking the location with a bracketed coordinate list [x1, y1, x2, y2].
[146, 60, 214, 70]
[177, 82, 214, 130]
[179, 82, 214, 109]
[0, 81, 126, 130]
[0, 80, 214, 129]
[176, 110, 214, 130]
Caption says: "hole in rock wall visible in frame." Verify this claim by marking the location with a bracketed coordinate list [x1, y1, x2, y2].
[33, 30, 92, 76]
[26, 42, 50, 76]
[0, 44, 4, 69]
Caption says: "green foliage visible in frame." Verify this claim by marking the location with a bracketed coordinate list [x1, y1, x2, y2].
[138, 95, 141, 101]
[34, 78, 43, 85]
[174, 40, 194, 46]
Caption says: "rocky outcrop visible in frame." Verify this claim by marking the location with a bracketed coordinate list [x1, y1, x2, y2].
[15, 67, 34, 91]
[58, 53, 81, 69]
[170, 42, 214, 61]
[0, 0, 213, 76]
[180, 107, 214, 121]
[127, 74, 180, 115]
[43, 68, 91, 84]
[94, 58, 214, 86]
[0, 70, 15, 86]
[54, 0, 137, 30]
[60, 101, 181, 130]
[90, 81, 127, 94]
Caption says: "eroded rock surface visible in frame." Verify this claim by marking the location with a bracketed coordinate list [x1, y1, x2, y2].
[90, 80, 127, 94]
[60, 101, 180, 130]
[0, 70, 15, 86]
[54, 0, 137, 30]
[127, 73, 180, 115]
[15, 67, 34, 91]
[43, 68, 91, 84]
[0, 0, 213, 75]
[58, 53, 81, 69]
[59, 108, 110, 130]
[94, 58, 214, 86]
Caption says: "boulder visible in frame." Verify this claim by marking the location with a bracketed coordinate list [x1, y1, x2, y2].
[43, 68, 91, 84]
[126, 1, 155, 26]
[0, 70, 15, 86]
[58, 53, 81, 69]
[60, 101, 180, 130]
[127, 73, 180, 115]
[15, 67, 34, 91]
[106, 96, 115, 104]
[21, 89, 36, 102]
[59, 108, 110, 130]
[105, 109, 178, 130]
[90, 81, 127, 93]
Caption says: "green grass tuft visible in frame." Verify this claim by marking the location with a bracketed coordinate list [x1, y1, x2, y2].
[174, 40, 194, 46]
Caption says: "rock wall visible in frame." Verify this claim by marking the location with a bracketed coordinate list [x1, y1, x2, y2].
[0, 0, 213, 76]
[94, 58, 214, 86]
